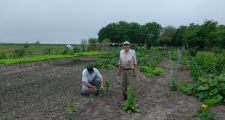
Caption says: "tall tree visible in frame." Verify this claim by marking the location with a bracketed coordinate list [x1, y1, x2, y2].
[142, 22, 162, 48]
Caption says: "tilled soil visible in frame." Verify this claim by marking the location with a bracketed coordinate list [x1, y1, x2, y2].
[0, 58, 224, 120]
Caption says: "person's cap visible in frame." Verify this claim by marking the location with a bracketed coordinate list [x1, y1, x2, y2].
[123, 41, 130, 45]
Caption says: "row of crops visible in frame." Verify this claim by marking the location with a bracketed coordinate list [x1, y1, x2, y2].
[177, 49, 225, 119]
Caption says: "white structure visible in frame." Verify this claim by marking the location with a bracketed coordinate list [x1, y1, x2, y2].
[66, 44, 73, 50]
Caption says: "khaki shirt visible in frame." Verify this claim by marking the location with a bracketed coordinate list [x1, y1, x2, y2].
[119, 49, 137, 69]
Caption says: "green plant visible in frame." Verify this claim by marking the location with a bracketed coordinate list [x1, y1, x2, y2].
[178, 83, 193, 95]
[140, 66, 164, 77]
[122, 86, 139, 113]
[0, 52, 7, 59]
[169, 75, 178, 91]
[180, 75, 225, 105]
[63, 101, 79, 120]
[105, 80, 110, 95]
[193, 104, 215, 120]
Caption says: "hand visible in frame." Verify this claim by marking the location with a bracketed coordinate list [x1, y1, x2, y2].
[92, 86, 97, 91]
[100, 85, 104, 90]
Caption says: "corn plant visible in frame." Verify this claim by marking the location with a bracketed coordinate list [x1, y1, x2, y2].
[122, 86, 139, 113]
[63, 101, 79, 120]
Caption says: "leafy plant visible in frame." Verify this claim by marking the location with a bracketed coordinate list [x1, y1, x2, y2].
[193, 104, 216, 120]
[122, 86, 139, 113]
[63, 101, 79, 120]
[180, 75, 225, 105]
[140, 66, 164, 77]
[178, 83, 192, 95]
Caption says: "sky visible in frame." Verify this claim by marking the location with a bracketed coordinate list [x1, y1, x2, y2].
[0, 0, 225, 44]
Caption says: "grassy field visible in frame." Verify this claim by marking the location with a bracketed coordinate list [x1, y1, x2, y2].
[0, 43, 70, 56]
[0, 43, 108, 65]
[0, 55, 76, 65]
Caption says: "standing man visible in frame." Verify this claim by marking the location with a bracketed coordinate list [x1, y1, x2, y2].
[118, 41, 137, 100]
[81, 66, 104, 96]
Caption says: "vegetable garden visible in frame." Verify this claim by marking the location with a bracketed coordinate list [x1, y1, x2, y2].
[0, 45, 224, 120]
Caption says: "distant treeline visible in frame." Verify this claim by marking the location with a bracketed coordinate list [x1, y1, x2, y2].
[98, 20, 225, 49]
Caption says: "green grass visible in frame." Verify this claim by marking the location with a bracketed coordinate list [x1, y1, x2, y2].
[76, 51, 109, 56]
[0, 55, 76, 65]
[0, 51, 109, 65]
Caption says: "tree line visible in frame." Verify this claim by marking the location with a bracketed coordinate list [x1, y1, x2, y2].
[97, 20, 225, 49]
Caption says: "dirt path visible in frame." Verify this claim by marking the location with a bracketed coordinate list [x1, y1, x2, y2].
[0, 58, 224, 120]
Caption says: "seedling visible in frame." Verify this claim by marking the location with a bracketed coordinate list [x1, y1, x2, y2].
[122, 86, 139, 113]
[63, 101, 79, 120]
[105, 80, 110, 95]
[192, 104, 216, 120]
[169, 75, 178, 91]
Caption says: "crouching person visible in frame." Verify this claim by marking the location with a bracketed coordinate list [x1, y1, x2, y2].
[81, 66, 104, 96]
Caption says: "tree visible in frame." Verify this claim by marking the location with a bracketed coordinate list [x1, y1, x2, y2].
[142, 22, 162, 48]
[173, 26, 188, 47]
[159, 25, 177, 46]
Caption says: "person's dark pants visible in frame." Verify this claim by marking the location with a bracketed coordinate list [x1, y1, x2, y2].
[81, 78, 101, 96]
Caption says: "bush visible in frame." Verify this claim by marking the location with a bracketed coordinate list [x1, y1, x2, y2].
[0, 52, 7, 59]
[195, 52, 216, 74]
[12, 49, 25, 58]
[180, 75, 225, 106]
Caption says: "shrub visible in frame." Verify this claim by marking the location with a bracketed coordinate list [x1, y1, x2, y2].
[12, 49, 25, 58]
[0, 52, 7, 59]
[195, 52, 216, 74]
[180, 75, 225, 106]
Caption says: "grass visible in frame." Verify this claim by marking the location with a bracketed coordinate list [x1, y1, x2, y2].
[0, 55, 76, 65]
[0, 51, 109, 65]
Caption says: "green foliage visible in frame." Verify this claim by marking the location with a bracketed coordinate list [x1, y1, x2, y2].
[169, 75, 178, 91]
[91, 53, 118, 69]
[159, 25, 177, 46]
[122, 86, 139, 113]
[63, 101, 79, 120]
[88, 38, 99, 50]
[105, 80, 110, 95]
[179, 83, 192, 95]
[193, 106, 216, 120]
[0, 52, 7, 59]
[195, 52, 216, 74]
[0, 55, 75, 65]
[12, 49, 25, 58]
[98, 21, 162, 47]
[180, 75, 225, 106]
[140, 66, 164, 77]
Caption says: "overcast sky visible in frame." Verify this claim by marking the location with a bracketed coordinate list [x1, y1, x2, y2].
[0, 0, 225, 44]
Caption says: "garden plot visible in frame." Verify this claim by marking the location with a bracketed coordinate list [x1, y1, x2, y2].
[0, 55, 225, 120]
